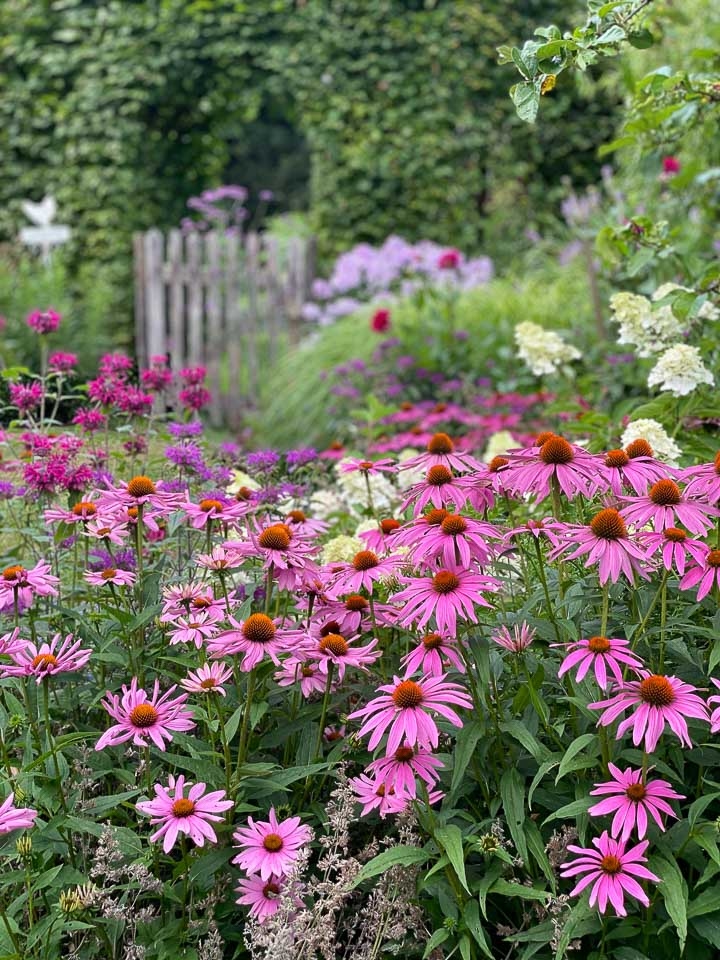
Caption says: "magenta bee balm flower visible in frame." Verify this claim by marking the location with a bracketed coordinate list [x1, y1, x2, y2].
[136, 775, 232, 853]
[561, 831, 660, 916]
[232, 808, 312, 881]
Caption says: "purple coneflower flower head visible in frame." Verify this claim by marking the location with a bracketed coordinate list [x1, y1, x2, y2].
[232, 808, 312, 881]
[349, 672, 472, 754]
[326, 550, 402, 597]
[0, 633, 91, 683]
[95, 678, 195, 751]
[366, 742, 445, 799]
[682, 451, 720, 503]
[350, 773, 408, 817]
[504, 435, 600, 503]
[0, 559, 60, 612]
[235, 874, 297, 922]
[493, 622, 535, 654]
[0, 794, 37, 834]
[560, 831, 660, 916]
[180, 662, 233, 696]
[588, 763, 684, 841]
[84, 567, 136, 588]
[136, 775, 232, 853]
[399, 432, 481, 474]
[678, 548, 720, 600]
[207, 614, 289, 671]
[168, 610, 222, 648]
[620, 478, 718, 535]
[401, 631, 466, 676]
[392, 567, 497, 635]
[312, 632, 380, 682]
[549, 508, 651, 585]
[589, 672, 709, 753]
[400, 465, 470, 516]
[705, 678, 720, 733]
[405, 512, 500, 568]
[554, 636, 644, 690]
[275, 657, 328, 697]
[642, 526, 708, 576]
[339, 457, 396, 475]
[599, 447, 667, 496]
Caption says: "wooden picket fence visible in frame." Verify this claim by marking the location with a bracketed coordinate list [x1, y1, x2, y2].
[133, 228, 316, 428]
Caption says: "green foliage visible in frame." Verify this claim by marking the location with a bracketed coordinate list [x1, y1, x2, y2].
[256, 259, 596, 449]
[274, 0, 621, 262]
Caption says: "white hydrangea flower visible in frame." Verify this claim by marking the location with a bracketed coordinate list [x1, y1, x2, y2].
[321, 535, 364, 565]
[610, 292, 665, 357]
[620, 419, 682, 466]
[482, 430, 516, 464]
[396, 447, 426, 490]
[336, 458, 397, 513]
[309, 488, 345, 520]
[514, 322, 581, 377]
[647, 343, 713, 397]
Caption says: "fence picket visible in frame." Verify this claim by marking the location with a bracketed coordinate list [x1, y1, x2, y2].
[134, 228, 315, 427]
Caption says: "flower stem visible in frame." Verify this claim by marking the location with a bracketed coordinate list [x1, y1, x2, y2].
[314, 663, 334, 761]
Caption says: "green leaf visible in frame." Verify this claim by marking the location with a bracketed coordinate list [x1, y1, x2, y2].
[652, 854, 688, 952]
[450, 720, 484, 796]
[500, 720, 552, 763]
[463, 899, 493, 958]
[543, 796, 593, 824]
[352, 845, 430, 887]
[500, 768, 528, 861]
[529, 759, 560, 809]
[510, 81, 541, 124]
[556, 733, 597, 784]
[490, 878, 549, 902]
[524, 818, 556, 889]
[423, 928, 449, 959]
[224, 705, 243, 743]
[595, 25, 626, 44]
[435, 824, 469, 893]
[687, 884, 720, 919]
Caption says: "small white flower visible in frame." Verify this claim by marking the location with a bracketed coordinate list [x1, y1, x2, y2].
[647, 343, 713, 397]
[620, 419, 682, 466]
[514, 322, 581, 377]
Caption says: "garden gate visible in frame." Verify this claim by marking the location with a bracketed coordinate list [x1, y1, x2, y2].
[133, 229, 316, 428]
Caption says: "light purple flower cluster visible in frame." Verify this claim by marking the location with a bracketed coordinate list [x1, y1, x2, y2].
[301, 235, 494, 326]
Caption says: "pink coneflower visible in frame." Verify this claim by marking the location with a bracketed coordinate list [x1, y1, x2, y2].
[84, 515, 130, 545]
[235, 874, 298, 922]
[399, 433, 481, 473]
[350, 773, 408, 816]
[493, 622, 535, 653]
[706, 678, 720, 733]
[196, 545, 245, 571]
[312, 632, 380, 682]
[275, 657, 328, 697]
[180, 662, 233, 696]
[225, 522, 318, 589]
[45, 500, 100, 526]
[168, 611, 222, 648]
[642, 526, 708, 576]
[506, 517, 565, 548]
[95, 678, 195, 751]
[588, 764, 684, 841]
[183, 496, 248, 529]
[589, 673, 709, 753]
[620, 478, 717, 535]
[0, 794, 37, 834]
[84, 567, 136, 588]
[349, 672, 472, 753]
[136, 775, 232, 853]
[98, 476, 184, 513]
[0, 633, 91, 683]
[359, 518, 402, 554]
[682, 451, 720, 503]
[207, 614, 289, 671]
[678, 549, 720, 600]
[404, 512, 500, 568]
[0, 628, 26, 656]
[0, 560, 60, 612]
[391, 567, 498, 634]
[326, 550, 402, 597]
[560, 831, 660, 916]
[401, 632, 466, 676]
[504, 435, 600, 502]
[284, 509, 329, 539]
[548, 509, 651, 585]
[400, 465, 471, 516]
[599, 448, 667, 496]
[366, 742, 445, 799]
[339, 457, 396, 475]
[232, 808, 312, 881]
[554, 636, 644, 690]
